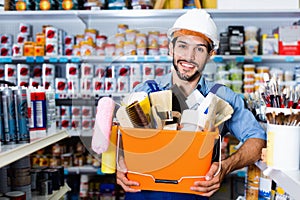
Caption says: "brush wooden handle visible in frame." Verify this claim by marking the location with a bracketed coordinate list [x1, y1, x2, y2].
[195, 0, 202, 8]
[154, 0, 167, 9]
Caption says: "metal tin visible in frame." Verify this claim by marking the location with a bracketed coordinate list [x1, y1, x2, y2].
[66, 63, 79, 78]
[13, 88, 30, 143]
[34, 91, 47, 129]
[17, 64, 30, 78]
[71, 106, 81, 117]
[2, 88, 17, 144]
[81, 117, 92, 130]
[64, 35, 74, 45]
[71, 116, 81, 130]
[96, 35, 107, 48]
[45, 26, 58, 42]
[16, 33, 28, 45]
[117, 76, 129, 93]
[81, 106, 92, 118]
[34, 44, 45, 56]
[0, 91, 4, 145]
[12, 44, 23, 56]
[0, 45, 12, 56]
[29, 77, 42, 88]
[5, 191, 26, 200]
[67, 78, 80, 98]
[42, 63, 55, 78]
[94, 64, 107, 78]
[104, 77, 117, 93]
[60, 106, 70, 117]
[35, 32, 45, 45]
[19, 23, 31, 36]
[81, 63, 94, 78]
[64, 45, 73, 56]
[45, 41, 58, 56]
[0, 34, 13, 45]
[23, 41, 35, 56]
[4, 64, 17, 78]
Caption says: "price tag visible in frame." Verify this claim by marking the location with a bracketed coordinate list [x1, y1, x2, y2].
[252, 56, 262, 62]
[26, 56, 34, 63]
[35, 56, 44, 63]
[64, 169, 68, 175]
[159, 56, 169, 62]
[104, 56, 113, 62]
[49, 57, 58, 63]
[0, 57, 12, 63]
[59, 57, 68, 63]
[126, 56, 135, 62]
[285, 56, 294, 62]
[213, 56, 223, 62]
[146, 56, 155, 62]
[137, 56, 145, 62]
[97, 168, 104, 175]
[71, 57, 80, 63]
[235, 56, 244, 63]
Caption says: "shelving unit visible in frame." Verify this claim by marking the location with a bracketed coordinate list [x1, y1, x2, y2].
[1, 9, 300, 199]
[256, 161, 300, 199]
[32, 184, 71, 200]
[0, 130, 69, 168]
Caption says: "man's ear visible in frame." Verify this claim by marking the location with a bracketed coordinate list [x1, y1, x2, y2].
[168, 42, 173, 56]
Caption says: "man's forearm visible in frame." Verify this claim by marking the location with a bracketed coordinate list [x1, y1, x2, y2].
[221, 138, 266, 175]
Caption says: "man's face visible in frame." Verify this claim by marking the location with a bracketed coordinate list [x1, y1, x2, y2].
[169, 34, 211, 81]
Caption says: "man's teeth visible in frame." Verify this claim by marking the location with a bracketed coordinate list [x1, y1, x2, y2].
[182, 63, 193, 68]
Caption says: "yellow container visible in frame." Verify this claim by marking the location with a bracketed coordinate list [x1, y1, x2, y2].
[164, 0, 183, 9]
[202, 0, 216, 8]
[101, 125, 118, 174]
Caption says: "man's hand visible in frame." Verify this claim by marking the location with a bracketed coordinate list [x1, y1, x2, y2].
[190, 162, 224, 197]
[116, 157, 141, 193]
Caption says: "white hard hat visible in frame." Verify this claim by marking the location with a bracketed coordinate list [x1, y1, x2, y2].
[167, 9, 219, 50]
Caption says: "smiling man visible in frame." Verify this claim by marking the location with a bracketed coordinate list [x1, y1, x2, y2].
[117, 9, 266, 200]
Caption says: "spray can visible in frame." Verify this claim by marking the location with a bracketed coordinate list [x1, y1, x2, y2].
[13, 87, 30, 143]
[35, 89, 47, 130]
[0, 91, 4, 144]
[2, 87, 17, 144]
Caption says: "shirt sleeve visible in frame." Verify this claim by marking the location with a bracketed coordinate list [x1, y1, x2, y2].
[216, 86, 266, 142]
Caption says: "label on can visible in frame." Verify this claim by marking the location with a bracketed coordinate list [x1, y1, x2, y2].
[81, 63, 94, 78]
[0, 45, 12, 56]
[5, 64, 17, 78]
[66, 63, 79, 78]
[0, 34, 13, 45]
[19, 23, 31, 36]
[12, 43, 23, 56]
[45, 42, 58, 56]
[45, 27, 58, 42]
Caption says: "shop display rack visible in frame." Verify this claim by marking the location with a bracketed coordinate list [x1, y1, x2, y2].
[0, 130, 69, 168]
[256, 161, 300, 199]
[32, 184, 71, 200]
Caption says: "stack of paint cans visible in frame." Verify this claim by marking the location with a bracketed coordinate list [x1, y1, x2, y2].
[30, 165, 65, 196]
[0, 166, 10, 195]
[0, 87, 30, 145]
[8, 156, 31, 200]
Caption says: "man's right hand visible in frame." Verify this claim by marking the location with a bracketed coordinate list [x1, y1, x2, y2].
[116, 157, 141, 192]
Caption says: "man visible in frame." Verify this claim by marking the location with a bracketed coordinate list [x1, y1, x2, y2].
[117, 9, 266, 199]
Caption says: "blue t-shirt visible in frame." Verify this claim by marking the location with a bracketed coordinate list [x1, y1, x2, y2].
[133, 72, 266, 142]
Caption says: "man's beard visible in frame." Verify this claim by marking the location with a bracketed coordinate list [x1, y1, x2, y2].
[173, 58, 201, 82]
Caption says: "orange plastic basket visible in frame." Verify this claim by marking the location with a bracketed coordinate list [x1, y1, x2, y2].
[119, 127, 219, 194]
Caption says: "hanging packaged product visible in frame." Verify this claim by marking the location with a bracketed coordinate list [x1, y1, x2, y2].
[228, 26, 245, 55]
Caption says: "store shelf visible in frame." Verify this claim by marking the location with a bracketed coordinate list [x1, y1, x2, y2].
[0, 130, 69, 168]
[68, 129, 92, 137]
[32, 183, 71, 200]
[65, 165, 103, 175]
[256, 161, 300, 199]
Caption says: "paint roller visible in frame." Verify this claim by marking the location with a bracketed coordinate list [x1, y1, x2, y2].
[91, 97, 116, 154]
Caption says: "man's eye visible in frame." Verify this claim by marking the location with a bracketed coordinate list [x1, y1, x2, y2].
[178, 44, 187, 49]
[196, 47, 205, 53]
